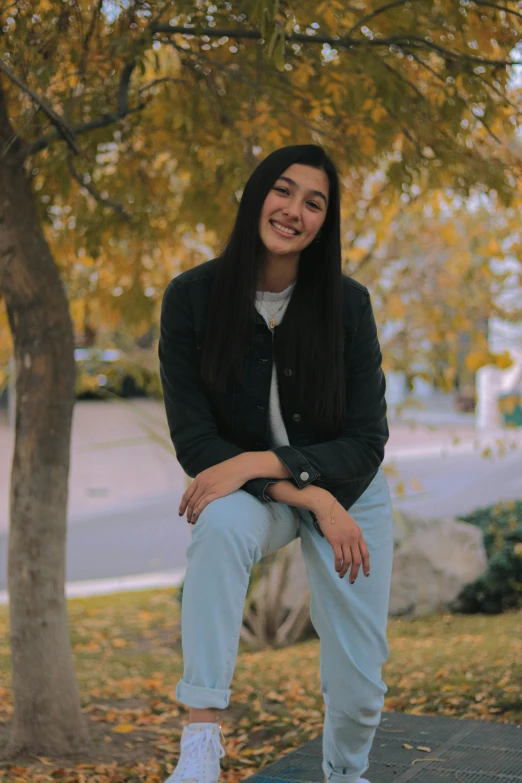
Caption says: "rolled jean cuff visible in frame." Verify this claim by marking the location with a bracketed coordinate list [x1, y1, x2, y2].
[175, 680, 231, 710]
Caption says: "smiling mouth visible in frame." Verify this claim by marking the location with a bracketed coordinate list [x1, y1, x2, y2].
[269, 219, 300, 237]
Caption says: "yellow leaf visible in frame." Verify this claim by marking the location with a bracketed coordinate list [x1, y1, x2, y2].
[417, 746, 432, 752]
[402, 743, 414, 749]
[360, 131, 376, 157]
[37, 757, 53, 765]
[395, 481, 406, 497]
[371, 105, 387, 123]
[387, 296, 406, 320]
[113, 724, 136, 733]
[322, 7, 338, 30]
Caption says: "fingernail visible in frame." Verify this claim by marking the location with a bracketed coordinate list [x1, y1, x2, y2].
[366, 572, 370, 577]
[350, 580, 355, 584]
[178, 511, 183, 516]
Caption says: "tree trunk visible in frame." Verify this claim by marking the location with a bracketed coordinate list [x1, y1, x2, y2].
[0, 85, 91, 756]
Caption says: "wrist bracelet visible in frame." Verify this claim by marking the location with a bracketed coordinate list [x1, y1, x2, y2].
[316, 498, 336, 525]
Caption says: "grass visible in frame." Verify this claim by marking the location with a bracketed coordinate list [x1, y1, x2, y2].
[0, 589, 520, 782]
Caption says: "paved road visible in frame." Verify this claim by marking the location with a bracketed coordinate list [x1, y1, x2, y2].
[1, 446, 521, 591]
[390, 448, 522, 518]
[0, 493, 191, 591]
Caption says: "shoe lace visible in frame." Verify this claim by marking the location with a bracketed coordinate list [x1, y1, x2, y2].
[179, 726, 226, 781]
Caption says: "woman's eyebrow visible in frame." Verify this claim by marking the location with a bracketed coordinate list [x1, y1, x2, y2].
[276, 175, 328, 205]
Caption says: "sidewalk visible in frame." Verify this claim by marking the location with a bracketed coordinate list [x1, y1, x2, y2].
[386, 420, 521, 459]
[1, 399, 521, 534]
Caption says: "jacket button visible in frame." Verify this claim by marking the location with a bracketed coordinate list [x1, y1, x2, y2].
[284, 368, 292, 376]
[300, 471, 309, 481]
[292, 413, 301, 422]
[256, 404, 264, 410]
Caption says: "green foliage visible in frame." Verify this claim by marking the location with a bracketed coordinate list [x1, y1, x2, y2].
[452, 501, 522, 615]
[3, 0, 522, 379]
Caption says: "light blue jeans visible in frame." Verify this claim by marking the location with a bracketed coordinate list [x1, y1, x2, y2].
[175, 466, 394, 783]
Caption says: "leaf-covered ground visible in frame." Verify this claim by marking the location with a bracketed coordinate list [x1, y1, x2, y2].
[0, 589, 520, 782]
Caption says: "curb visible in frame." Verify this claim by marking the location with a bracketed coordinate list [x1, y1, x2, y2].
[0, 568, 186, 605]
[386, 432, 522, 461]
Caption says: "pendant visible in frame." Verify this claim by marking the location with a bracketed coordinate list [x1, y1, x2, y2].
[269, 318, 276, 329]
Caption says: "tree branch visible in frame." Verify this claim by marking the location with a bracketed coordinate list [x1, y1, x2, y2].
[408, 51, 503, 144]
[347, 0, 420, 37]
[117, 61, 137, 116]
[167, 41, 374, 163]
[83, 0, 104, 52]
[377, 58, 467, 154]
[0, 60, 80, 155]
[11, 13, 517, 160]
[77, 0, 104, 87]
[24, 61, 143, 158]
[476, 72, 522, 111]
[474, 1, 522, 21]
[138, 76, 193, 96]
[67, 154, 132, 221]
[150, 23, 516, 67]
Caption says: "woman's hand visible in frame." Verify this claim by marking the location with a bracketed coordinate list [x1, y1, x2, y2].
[312, 497, 370, 583]
[179, 455, 253, 524]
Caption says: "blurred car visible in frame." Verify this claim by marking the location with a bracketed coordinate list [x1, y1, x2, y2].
[75, 347, 161, 399]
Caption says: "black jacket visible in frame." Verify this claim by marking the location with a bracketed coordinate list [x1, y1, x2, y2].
[158, 257, 389, 535]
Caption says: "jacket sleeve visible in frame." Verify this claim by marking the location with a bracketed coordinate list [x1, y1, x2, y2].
[270, 290, 389, 489]
[158, 278, 280, 503]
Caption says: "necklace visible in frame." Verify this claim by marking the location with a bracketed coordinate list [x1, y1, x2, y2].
[257, 296, 288, 330]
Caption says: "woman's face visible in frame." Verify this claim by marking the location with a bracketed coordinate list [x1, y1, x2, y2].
[258, 163, 329, 256]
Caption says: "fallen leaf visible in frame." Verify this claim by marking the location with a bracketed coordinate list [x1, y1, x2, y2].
[266, 691, 285, 703]
[112, 638, 129, 648]
[416, 745, 432, 752]
[402, 743, 414, 749]
[113, 723, 137, 733]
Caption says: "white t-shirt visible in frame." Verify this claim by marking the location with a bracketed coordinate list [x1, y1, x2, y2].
[254, 281, 296, 449]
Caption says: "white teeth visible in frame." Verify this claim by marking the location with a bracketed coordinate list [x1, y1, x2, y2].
[271, 220, 298, 235]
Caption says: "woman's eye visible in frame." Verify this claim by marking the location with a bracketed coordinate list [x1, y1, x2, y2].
[274, 187, 321, 210]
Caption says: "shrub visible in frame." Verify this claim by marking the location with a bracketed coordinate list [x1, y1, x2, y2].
[452, 500, 522, 614]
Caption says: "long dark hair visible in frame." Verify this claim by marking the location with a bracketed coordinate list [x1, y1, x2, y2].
[201, 144, 346, 436]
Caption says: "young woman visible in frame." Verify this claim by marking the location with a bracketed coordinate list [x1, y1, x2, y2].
[158, 144, 394, 783]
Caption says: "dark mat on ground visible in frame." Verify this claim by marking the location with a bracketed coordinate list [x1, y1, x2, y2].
[242, 711, 522, 783]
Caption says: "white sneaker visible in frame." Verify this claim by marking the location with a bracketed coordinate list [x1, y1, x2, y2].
[165, 722, 226, 783]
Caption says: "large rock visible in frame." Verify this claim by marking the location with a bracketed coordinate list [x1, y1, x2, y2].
[389, 511, 489, 617]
